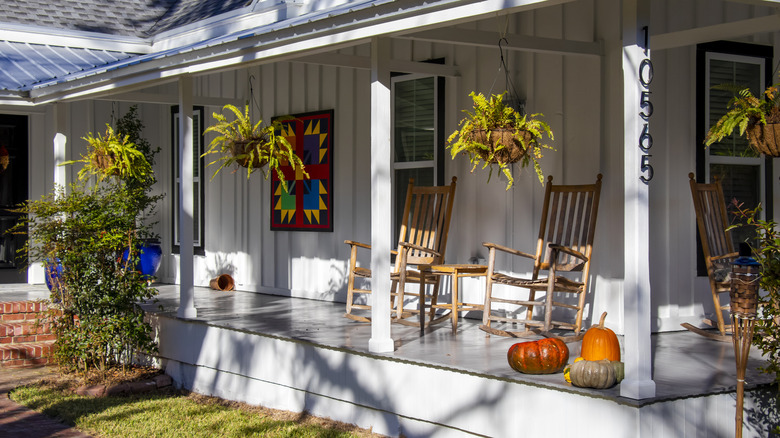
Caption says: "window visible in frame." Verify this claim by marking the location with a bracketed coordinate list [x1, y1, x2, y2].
[697, 42, 773, 272]
[391, 74, 445, 237]
[171, 105, 205, 253]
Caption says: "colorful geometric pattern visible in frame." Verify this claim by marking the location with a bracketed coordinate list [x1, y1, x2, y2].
[271, 110, 333, 231]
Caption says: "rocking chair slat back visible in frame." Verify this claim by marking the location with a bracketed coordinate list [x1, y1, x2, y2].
[539, 183, 599, 272]
[398, 180, 456, 266]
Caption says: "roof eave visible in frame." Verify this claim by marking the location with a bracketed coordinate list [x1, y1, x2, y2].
[28, 0, 570, 104]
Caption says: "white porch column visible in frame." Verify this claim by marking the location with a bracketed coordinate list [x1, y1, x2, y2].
[368, 36, 394, 353]
[177, 74, 197, 319]
[621, 0, 655, 399]
[53, 103, 67, 191]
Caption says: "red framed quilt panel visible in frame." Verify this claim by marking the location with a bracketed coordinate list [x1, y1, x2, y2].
[271, 110, 334, 232]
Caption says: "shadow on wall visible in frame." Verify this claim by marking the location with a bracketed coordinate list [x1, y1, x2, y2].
[745, 386, 780, 436]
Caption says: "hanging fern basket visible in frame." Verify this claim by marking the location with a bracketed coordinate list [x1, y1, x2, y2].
[470, 128, 531, 164]
[746, 123, 780, 157]
[231, 139, 269, 169]
[91, 152, 120, 176]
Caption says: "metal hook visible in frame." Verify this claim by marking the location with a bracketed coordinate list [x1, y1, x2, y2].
[498, 37, 509, 67]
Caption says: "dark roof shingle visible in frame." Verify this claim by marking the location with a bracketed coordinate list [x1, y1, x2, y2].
[0, 0, 251, 38]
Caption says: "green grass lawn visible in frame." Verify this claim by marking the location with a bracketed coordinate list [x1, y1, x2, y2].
[11, 382, 381, 438]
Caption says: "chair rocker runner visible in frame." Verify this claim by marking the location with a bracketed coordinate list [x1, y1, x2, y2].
[681, 173, 738, 342]
[344, 177, 457, 329]
[480, 174, 603, 343]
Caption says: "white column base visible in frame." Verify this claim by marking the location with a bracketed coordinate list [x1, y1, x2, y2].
[177, 306, 198, 319]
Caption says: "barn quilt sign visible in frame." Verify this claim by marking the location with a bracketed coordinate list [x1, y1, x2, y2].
[271, 110, 333, 231]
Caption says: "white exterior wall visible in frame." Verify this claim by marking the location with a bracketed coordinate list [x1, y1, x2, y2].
[19, 0, 780, 334]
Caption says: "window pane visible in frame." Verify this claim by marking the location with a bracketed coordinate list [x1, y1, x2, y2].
[710, 163, 761, 247]
[394, 77, 435, 163]
[708, 60, 761, 158]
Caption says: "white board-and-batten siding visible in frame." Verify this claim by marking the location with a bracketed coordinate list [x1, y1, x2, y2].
[21, 0, 780, 335]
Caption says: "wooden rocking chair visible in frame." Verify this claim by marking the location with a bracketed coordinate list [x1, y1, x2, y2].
[681, 173, 738, 342]
[344, 177, 457, 328]
[480, 174, 603, 342]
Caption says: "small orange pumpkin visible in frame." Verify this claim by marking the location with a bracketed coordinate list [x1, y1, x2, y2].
[507, 337, 569, 374]
[581, 311, 620, 361]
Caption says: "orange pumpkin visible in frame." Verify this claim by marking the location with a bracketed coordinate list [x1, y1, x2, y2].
[507, 338, 569, 374]
[581, 311, 620, 361]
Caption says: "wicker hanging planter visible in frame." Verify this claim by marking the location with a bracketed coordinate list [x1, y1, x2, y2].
[746, 123, 780, 157]
[470, 128, 532, 164]
[230, 139, 269, 169]
[91, 151, 120, 176]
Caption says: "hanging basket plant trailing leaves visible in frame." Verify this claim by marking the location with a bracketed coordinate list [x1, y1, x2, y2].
[704, 80, 780, 157]
[65, 124, 153, 183]
[202, 103, 308, 192]
[447, 91, 554, 190]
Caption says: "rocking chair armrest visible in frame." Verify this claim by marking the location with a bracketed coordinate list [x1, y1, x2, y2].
[548, 244, 588, 262]
[482, 242, 536, 260]
[397, 241, 441, 258]
[710, 252, 739, 262]
[344, 240, 371, 250]
[344, 240, 398, 256]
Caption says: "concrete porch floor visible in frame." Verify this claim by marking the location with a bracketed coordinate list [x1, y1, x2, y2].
[2, 282, 773, 407]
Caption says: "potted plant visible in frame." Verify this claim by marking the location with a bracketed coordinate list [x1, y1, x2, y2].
[704, 81, 780, 156]
[65, 124, 153, 182]
[447, 91, 554, 190]
[729, 200, 780, 388]
[203, 103, 308, 191]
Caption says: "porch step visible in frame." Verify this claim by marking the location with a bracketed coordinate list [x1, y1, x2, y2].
[0, 300, 55, 368]
[0, 341, 54, 368]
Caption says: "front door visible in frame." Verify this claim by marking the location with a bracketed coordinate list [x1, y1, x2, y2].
[0, 115, 28, 283]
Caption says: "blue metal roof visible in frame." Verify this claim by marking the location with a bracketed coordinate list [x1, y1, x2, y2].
[0, 41, 136, 94]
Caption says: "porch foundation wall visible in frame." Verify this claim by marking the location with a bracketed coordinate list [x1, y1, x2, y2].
[152, 314, 773, 437]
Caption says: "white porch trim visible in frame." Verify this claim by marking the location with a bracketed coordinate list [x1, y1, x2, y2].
[368, 36, 394, 353]
[177, 74, 197, 319]
[52, 103, 67, 192]
[621, 0, 655, 400]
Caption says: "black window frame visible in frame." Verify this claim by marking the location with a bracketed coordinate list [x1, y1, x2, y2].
[695, 41, 774, 275]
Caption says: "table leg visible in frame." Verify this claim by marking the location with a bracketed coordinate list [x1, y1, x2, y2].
[418, 271, 426, 335]
[451, 270, 459, 332]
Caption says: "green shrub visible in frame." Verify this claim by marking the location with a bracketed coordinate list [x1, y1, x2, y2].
[21, 182, 158, 372]
[12, 106, 162, 374]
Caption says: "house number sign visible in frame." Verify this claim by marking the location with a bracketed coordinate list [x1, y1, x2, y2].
[638, 26, 653, 183]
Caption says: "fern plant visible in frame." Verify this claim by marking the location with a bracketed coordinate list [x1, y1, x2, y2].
[447, 92, 553, 190]
[66, 124, 152, 183]
[203, 104, 307, 191]
[704, 82, 780, 148]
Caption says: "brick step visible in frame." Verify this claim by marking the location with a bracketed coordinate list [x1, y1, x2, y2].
[0, 341, 54, 368]
[0, 300, 50, 318]
[0, 319, 55, 344]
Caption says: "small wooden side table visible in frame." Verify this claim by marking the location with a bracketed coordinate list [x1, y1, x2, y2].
[418, 264, 487, 332]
